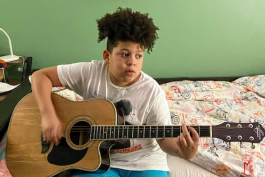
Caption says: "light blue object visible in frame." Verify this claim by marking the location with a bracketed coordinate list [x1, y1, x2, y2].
[0, 147, 6, 161]
[71, 168, 168, 177]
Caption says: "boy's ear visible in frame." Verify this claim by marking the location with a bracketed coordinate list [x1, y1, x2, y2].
[103, 49, 110, 64]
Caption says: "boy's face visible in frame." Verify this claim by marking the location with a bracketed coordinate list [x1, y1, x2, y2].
[103, 41, 144, 87]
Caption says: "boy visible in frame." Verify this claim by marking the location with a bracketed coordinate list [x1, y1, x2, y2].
[31, 7, 199, 177]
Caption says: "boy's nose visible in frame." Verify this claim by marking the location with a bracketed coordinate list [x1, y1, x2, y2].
[127, 56, 136, 66]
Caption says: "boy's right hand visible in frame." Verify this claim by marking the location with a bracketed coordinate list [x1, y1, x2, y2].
[41, 115, 63, 145]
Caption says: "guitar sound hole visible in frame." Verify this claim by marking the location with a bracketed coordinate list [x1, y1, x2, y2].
[70, 121, 91, 146]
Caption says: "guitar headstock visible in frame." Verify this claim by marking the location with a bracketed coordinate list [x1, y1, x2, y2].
[212, 122, 265, 143]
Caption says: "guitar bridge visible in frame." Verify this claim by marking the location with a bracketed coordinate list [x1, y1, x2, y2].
[41, 134, 50, 153]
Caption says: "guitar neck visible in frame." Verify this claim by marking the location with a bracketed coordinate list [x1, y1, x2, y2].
[90, 125, 212, 140]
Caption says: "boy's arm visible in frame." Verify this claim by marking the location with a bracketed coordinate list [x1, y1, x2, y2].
[31, 66, 63, 145]
[156, 122, 199, 160]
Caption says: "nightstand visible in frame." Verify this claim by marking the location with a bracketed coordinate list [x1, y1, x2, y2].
[0, 77, 32, 139]
[0, 56, 32, 102]
[6, 56, 33, 84]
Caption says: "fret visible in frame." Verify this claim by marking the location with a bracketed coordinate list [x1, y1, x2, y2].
[128, 126, 133, 139]
[93, 126, 96, 139]
[200, 126, 211, 137]
[104, 126, 107, 139]
[132, 126, 134, 138]
[173, 126, 180, 137]
[105, 126, 108, 139]
[164, 126, 171, 137]
[133, 126, 138, 138]
[109, 126, 112, 139]
[96, 126, 99, 139]
[116, 126, 119, 139]
[150, 126, 152, 138]
[90, 126, 94, 140]
[150, 126, 157, 138]
[137, 126, 139, 138]
[144, 126, 150, 138]
[99, 126, 102, 139]
[143, 126, 145, 138]
[119, 126, 123, 139]
[95, 126, 97, 139]
[106, 126, 108, 139]
[123, 126, 128, 138]
[102, 126, 105, 139]
[171, 126, 173, 137]
[156, 126, 158, 138]
[113, 125, 115, 139]
[163, 126, 165, 138]
[114, 126, 119, 139]
[209, 126, 211, 137]
[89, 126, 92, 139]
[94, 126, 96, 139]
[122, 126, 124, 138]
[139, 126, 144, 138]
[101, 126, 106, 139]
[104, 126, 106, 139]
[157, 126, 164, 138]
[126, 126, 129, 138]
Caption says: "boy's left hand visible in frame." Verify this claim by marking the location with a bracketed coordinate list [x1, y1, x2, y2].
[176, 122, 199, 159]
[157, 122, 199, 160]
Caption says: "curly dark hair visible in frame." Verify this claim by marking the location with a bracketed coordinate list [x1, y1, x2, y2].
[97, 7, 159, 53]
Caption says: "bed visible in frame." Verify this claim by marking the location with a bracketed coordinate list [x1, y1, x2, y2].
[159, 75, 265, 177]
[1, 75, 265, 177]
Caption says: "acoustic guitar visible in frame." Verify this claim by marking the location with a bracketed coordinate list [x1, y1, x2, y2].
[6, 93, 265, 177]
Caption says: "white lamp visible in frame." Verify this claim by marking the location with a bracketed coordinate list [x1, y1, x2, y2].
[0, 28, 19, 62]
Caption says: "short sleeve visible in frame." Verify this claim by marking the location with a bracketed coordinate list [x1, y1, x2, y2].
[146, 91, 172, 126]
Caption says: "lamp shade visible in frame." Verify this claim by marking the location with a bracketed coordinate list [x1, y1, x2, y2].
[0, 28, 19, 62]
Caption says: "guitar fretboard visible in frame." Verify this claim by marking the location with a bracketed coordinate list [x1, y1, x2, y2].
[90, 125, 212, 140]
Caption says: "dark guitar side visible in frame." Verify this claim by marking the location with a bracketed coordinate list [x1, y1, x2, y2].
[6, 93, 117, 177]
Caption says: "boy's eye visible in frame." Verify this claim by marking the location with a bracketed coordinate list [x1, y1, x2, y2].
[136, 54, 142, 59]
[121, 53, 129, 57]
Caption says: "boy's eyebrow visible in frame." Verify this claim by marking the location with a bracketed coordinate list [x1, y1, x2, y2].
[119, 48, 130, 51]
[119, 48, 144, 52]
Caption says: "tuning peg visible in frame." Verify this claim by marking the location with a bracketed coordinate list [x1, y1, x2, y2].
[211, 138, 215, 145]
[249, 118, 255, 123]
[225, 141, 231, 151]
[226, 118, 232, 122]
[251, 142, 255, 149]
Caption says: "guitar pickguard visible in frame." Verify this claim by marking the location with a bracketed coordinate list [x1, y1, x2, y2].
[47, 137, 88, 166]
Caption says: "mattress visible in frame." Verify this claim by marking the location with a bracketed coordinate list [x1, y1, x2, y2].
[160, 75, 265, 177]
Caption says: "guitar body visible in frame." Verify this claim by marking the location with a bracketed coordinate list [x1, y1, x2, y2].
[6, 93, 117, 177]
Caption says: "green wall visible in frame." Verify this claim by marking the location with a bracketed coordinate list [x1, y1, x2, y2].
[1, 0, 265, 78]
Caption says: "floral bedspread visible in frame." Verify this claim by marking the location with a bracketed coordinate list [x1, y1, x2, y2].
[160, 75, 265, 177]
[1, 75, 265, 176]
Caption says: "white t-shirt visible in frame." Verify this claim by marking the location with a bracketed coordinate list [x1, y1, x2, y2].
[57, 60, 171, 171]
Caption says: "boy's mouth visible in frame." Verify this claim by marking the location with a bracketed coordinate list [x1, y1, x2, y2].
[125, 69, 135, 75]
